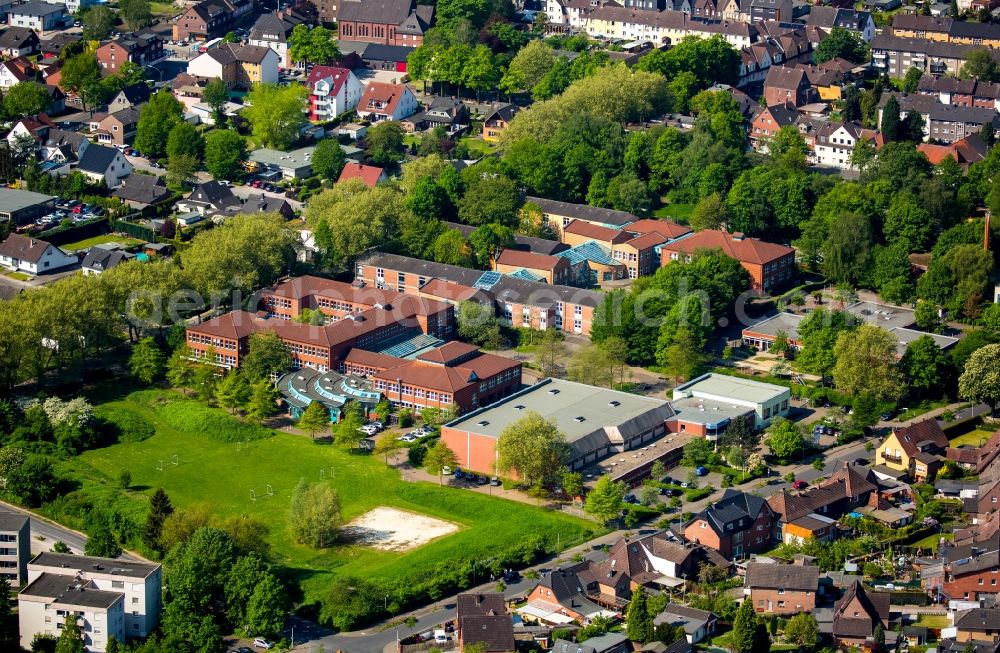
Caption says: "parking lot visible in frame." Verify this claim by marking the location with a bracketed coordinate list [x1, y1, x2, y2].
[26, 200, 106, 232]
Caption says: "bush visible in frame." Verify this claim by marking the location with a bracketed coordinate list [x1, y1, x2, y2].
[407, 444, 427, 466]
[156, 398, 272, 442]
[96, 406, 155, 443]
[685, 487, 714, 502]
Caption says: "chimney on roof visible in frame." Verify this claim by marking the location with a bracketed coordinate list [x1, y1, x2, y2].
[844, 461, 850, 469]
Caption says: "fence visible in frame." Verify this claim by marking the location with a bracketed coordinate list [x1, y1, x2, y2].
[112, 219, 157, 243]
[398, 640, 457, 653]
[40, 218, 107, 246]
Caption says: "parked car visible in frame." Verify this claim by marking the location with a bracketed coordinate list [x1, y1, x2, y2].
[475, 475, 488, 486]
[695, 466, 709, 476]
[453, 469, 463, 479]
[249, 180, 262, 188]
[253, 640, 272, 650]
[369, 421, 384, 430]
[396, 434, 417, 443]
[624, 494, 639, 504]
[792, 480, 808, 490]
[662, 476, 673, 485]
[880, 411, 895, 421]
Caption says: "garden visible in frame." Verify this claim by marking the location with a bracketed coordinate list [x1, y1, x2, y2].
[54, 389, 598, 627]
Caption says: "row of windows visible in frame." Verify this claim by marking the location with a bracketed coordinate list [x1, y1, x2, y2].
[188, 333, 237, 350]
[288, 342, 328, 358]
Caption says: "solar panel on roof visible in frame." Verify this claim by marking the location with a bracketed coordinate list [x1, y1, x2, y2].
[474, 271, 502, 290]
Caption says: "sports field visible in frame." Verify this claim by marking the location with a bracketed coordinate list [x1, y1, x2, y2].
[60, 390, 596, 609]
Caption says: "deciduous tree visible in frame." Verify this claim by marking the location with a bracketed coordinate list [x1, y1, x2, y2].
[832, 325, 904, 402]
[311, 138, 346, 180]
[244, 83, 308, 149]
[288, 479, 341, 548]
[766, 418, 806, 464]
[959, 343, 1000, 413]
[424, 440, 459, 484]
[298, 401, 330, 439]
[496, 411, 569, 486]
[365, 121, 405, 165]
[3, 82, 51, 119]
[135, 90, 183, 158]
[288, 24, 340, 66]
[584, 475, 627, 524]
[129, 337, 164, 384]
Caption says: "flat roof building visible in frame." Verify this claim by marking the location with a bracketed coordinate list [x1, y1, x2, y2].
[441, 378, 675, 477]
[671, 373, 790, 432]
[0, 188, 57, 225]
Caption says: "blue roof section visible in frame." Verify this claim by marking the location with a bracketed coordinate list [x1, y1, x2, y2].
[372, 332, 444, 359]
[473, 270, 503, 290]
[558, 241, 616, 266]
[509, 268, 545, 282]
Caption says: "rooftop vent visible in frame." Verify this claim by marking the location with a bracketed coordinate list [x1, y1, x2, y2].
[477, 420, 489, 427]
[514, 404, 525, 410]
[608, 400, 620, 407]
[573, 416, 585, 422]
[548, 389, 560, 395]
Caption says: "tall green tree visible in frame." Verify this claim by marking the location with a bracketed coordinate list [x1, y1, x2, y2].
[424, 440, 459, 484]
[298, 401, 330, 439]
[496, 411, 569, 486]
[244, 83, 308, 149]
[119, 0, 153, 31]
[815, 27, 868, 64]
[142, 487, 174, 552]
[215, 370, 251, 414]
[82, 5, 116, 41]
[54, 614, 84, 653]
[129, 337, 164, 384]
[204, 129, 248, 181]
[584, 475, 627, 524]
[959, 343, 1000, 413]
[365, 121, 405, 165]
[288, 479, 341, 548]
[832, 325, 904, 402]
[3, 82, 51, 119]
[901, 335, 951, 397]
[202, 77, 229, 124]
[288, 24, 340, 66]
[166, 122, 205, 160]
[311, 138, 347, 180]
[881, 96, 900, 142]
[246, 381, 280, 424]
[731, 597, 758, 653]
[135, 91, 184, 158]
[626, 587, 654, 644]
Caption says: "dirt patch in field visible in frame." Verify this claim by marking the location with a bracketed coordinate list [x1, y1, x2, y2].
[341, 507, 459, 551]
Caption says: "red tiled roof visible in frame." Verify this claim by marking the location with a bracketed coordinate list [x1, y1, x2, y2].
[187, 310, 264, 340]
[563, 220, 632, 244]
[338, 162, 384, 188]
[623, 231, 668, 251]
[306, 65, 352, 95]
[416, 340, 479, 365]
[661, 229, 794, 265]
[625, 218, 692, 240]
[495, 249, 562, 272]
[358, 82, 408, 117]
[418, 278, 489, 303]
[372, 351, 520, 394]
[344, 348, 402, 371]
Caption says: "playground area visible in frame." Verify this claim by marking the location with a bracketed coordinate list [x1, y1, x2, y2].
[342, 507, 460, 552]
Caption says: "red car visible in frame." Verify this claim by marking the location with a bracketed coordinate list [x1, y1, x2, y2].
[249, 180, 262, 188]
[792, 480, 808, 490]
[72, 205, 83, 213]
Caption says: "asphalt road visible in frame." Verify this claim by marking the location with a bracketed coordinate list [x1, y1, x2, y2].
[0, 500, 143, 560]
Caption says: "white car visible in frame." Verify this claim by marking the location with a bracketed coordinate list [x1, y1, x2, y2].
[397, 434, 417, 443]
[253, 639, 272, 650]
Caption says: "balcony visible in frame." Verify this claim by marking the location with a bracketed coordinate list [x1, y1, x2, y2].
[881, 453, 903, 465]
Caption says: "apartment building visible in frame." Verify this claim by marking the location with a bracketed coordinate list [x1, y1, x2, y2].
[172, 0, 254, 42]
[247, 9, 308, 69]
[814, 121, 883, 170]
[306, 65, 363, 120]
[95, 33, 163, 75]
[660, 229, 796, 293]
[355, 252, 605, 336]
[918, 75, 1000, 110]
[186, 43, 279, 89]
[494, 249, 574, 285]
[878, 92, 1000, 144]
[684, 490, 775, 559]
[19, 574, 125, 652]
[583, 7, 760, 49]
[355, 82, 418, 122]
[870, 33, 1000, 78]
[24, 553, 162, 641]
[944, 548, 1000, 602]
[890, 14, 1000, 48]
[805, 7, 875, 42]
[0, 514, 29, 584]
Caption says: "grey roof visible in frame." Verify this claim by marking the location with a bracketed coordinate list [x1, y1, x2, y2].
[249, 146, 316, 171]
[361, 252, 605, 309]
[806, 6, 871, 30]
[742, 312, 804, 339]
[361, 42, 415, 62]
[82, 247, 134, 272]
[0, 27, 39, 49]
[20, 573, 122, 609]
[339, 0, 420, 25]
[575, 633, 629, 653]
[184, 181, 240, 210]
[30, 552, 160, 578]
[955, 608, 1000, 632]
[872, 33, 1000, 61]
[112, 173, 172, 205]
[0, 233, 63, 263]
[0, 513, 27, 531]
[484, 103, 518, 124]
[653, 604, 716, 635]
[443, 378, 674, 460]
[76, 144, 120, 175]
[441, 222, 567, 256]
[691, 489, 769, 537]
[9, 1, 65, 17]
[45, 128, 86, 153]
[0, 187, 57, 213]
[526, 196, 637, 227]
[745, 561, 820, 591]
[114, 83, 152, 106]
[673, 373, 788, 405]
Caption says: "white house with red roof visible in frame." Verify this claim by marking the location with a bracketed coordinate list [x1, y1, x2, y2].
[6, 115, 53, 147]
[0, 57, 33, 89]
[356, 82, 418, 122]
[306, 65, 363, 121]
[337, 162, 386, 188]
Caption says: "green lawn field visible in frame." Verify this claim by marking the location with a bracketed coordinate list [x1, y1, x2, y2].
[949, 428, 996, 448]
[61, 390, 596, 609]
[62, 234, 144, 251]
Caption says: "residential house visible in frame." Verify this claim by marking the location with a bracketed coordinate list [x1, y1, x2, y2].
[0, 26, 39, 56]
[0, 57, 33, 88]
[82, 245, 135, 275]
[402, 97, 469, 133]
[953, 606, 1000, 644]
[684, 490, 775, 560]
[42, 128, 88, 168]
[19, 575, 125, 652]
[744, 560, 819, 615]
[660, 229, 796, 293]
[870, 33, 1000, 78]
[248, 146, 323, 180]
[355, 82, 418, 122]
[455, 594, 514, 653]
[878, 92, 1000, 144]
[176, 180, 241, 215]
[917, 75, 1000, 110]
[876, 418, 949, 482]
[944, 546, 1000, 602]
[494, 249, 574, 285]
[750, 103, 799, 150]
[355, 251, 605, 335]
[95, 32, 164, 75]
[337, 0, 434, 46]
[918, 133, 989, 168]
[337, 162, 386, 188]
[763, 65, 813, 107]
[749, 0, 793, 22]
[76, 143, 132, 188]
[6, 115, 52, 147]
[831, 580, 891, 647]
[767, 463, 879, 543]
[22, 552, 162, 643]
[582, 7, 761, 49]
[806, 7, 876, 42]
[238, 193, 294, 220]
[187, 43, 280, 89]
[172, 0, 254, 42]
[89, 108, 139, 147]
[247, 9, 309, 69]
[112, 174, 173, 210]
[38, 31, 75, 58]
[7, 2, 65, 32]
[814, 121, 883, 170]
[653, 605, 718, 644]
[483, 104, 518, 142]
[107, 83, 151, 112]
[0, 233, 76, 275]
[0, 514, 29, 584]
[552, 634, 630, 653]
[306, 65, 363, 120]
[891, 13, 1000, 47]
